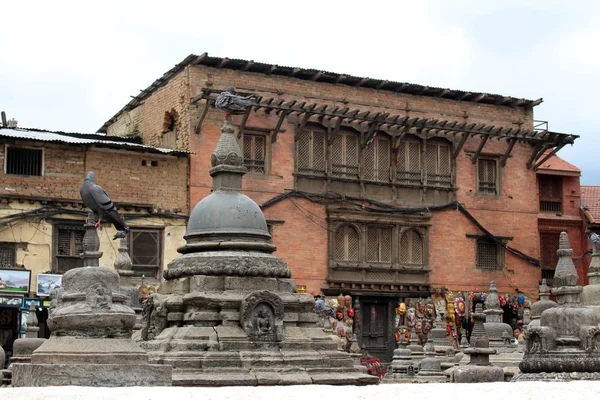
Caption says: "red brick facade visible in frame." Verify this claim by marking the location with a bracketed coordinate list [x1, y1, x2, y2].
[105, 57, 581, 300]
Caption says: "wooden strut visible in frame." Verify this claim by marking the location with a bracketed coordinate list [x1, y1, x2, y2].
[194, 100, 212, 135]
[453, 132, 470, 159]
[471, 134, 490, 164]
[500, 138, 517, 167]
[526, 143, 549, 169]
[533, 143, 567, 171]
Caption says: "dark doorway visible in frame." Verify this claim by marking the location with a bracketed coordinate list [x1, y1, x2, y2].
[360, 297, 395, 362]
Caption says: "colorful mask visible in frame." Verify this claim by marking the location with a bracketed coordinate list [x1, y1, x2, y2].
[396, 302, 407, 315]
[347, 308, 355, 318]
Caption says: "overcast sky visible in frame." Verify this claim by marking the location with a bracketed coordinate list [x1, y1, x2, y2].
[1, 1, 598, 183]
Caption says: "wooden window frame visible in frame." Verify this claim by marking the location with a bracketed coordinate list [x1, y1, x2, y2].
[425, 141, 452, 188]
[395, 138, 422, 186]
[4, 145, 44, 177]
[477, 157, 500, 196]
[539, 175, 563, 213]
[330, 130, 360, 180]
[296, 126, 327, 177]
[0, 243, 16, 269]
[242, 131, 269, 175]
[333, 224, 360, 262]
[53, 222, 85, 274]
[476, 237, 504, 270]
[399, 229, 424, 265]
[128, 228, 163, 277]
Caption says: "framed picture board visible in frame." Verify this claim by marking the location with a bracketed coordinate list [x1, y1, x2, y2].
[36, 274, 63, 297]
[0, 269, 31, 294]
[0, 296, 23, 307]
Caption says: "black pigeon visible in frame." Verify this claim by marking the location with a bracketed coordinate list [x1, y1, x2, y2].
[80, 171, 129, 240]
[214, 86, 256, 115]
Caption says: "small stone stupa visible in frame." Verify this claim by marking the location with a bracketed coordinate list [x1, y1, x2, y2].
[140, 118, 377, 386]
[415, 339, 447, 382]
[514, 232, 600, 381]
[583, 243, 600, 320]
[11, 213, 172, 387]
[528, 279, 556, 329]
[483, 281, 513, 347]
[453, 304, 503, 383]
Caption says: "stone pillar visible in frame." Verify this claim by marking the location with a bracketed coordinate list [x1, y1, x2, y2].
[25, 302, 39, 339]
[81, 212, 102, 267]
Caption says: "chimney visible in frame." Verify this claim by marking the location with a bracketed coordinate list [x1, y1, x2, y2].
[1, 111, 6, 128]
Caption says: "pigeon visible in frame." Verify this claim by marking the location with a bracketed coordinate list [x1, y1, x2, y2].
[589, 232, 600, 250]
[214, 86, 256, 116]
[80, 171, 129, 240]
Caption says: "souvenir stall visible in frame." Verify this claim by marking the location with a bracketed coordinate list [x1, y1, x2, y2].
[0, 268, 32, 365]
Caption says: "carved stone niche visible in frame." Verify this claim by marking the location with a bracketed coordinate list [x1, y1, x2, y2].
[240, 291, 285, 342]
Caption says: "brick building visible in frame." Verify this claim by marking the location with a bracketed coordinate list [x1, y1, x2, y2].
[0, 125, 189, 361]
[101, 53, 579, 359]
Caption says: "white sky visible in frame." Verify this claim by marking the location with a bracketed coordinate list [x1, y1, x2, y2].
[1, 0, 598, 183]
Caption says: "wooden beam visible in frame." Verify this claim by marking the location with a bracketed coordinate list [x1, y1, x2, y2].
[362, 122, 378, 148]
[438, 89, 450, 98]
[500, 138, 517, 167]
[271, 110, 290, 143]
[376, 80, 389, 90]
[526, 143, 547, 169]
[311, 71, 323, 81]
[236, 106, 252, 139]
[192, 53, 208, 64]
[217, 58, 230, 68]
[355, 77, 368, 87]
[472, 93, 486, 103]
[530, 98, 543, 107]
[471, 136, 489, 164]
[241, 60, 254, 71]
[289, 68, 300, 77]
[459, 92, 472, 100]
[327, 116, 344, 145]
[194, 100, 212, 135]
[334, 75, 346, 84]
[453, 133, 470, 159]
[295, 111, 313, 141]
[533, 143, 567, 171]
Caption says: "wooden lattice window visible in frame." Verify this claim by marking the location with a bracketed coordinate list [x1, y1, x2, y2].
[367, 226, 392, 263]
[540, 232, 560, 269]
[333, 225, 359, 261]
[478, 158, 498, 195]
[364, 136, 391, 182]
[541, 269, 555, 285]
[5, 147, 43, 176]
[55, 225, 85, 274]
[243, 133, 266, 174]
[129, 229, 162, 276]
[539, 175, 562, 213]
[0, 243, 15, 268]
[476, 237, 503, 270]
[399, 230, 423, 265]
[395, 140, 421, 185]
[331, 132, 359, 179]
[425, 142, 452, 187]
[296, 127, 326, 176]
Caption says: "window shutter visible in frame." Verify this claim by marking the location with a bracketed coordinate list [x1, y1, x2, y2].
[395, 140, 421, 185]
[399, 230, 423, 265]
[367, 227, 392, 263]
[334, 225, 359, 261]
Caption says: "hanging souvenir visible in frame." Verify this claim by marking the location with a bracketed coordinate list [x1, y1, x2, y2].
[454, 297, 466, 317]
[499, 295, 507, 307]
[517, 293, 525, 307]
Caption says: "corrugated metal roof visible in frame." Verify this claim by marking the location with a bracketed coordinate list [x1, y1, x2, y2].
[0, 127, 189, 156]
[98, 52, 543, 133]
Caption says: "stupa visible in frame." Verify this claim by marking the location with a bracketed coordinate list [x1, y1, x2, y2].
[11, 214, 172, 387]
[528, 279, 556, 329]
[483, 281, 513, 347]
[514, 232, 600, 381]
[583, 243, 600, 320]
[140, 118, 377, 386]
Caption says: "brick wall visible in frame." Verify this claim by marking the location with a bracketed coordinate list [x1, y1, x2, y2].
[107, 63, 571, 297]
[0, 142, 189, 213]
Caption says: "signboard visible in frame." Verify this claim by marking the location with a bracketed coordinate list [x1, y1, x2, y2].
[0, 269, 31, 294]
[0, 295, 23, 308]
[36, 273, 62, 297]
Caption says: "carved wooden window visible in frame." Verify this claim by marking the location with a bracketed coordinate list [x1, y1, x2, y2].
[333, 225, 359, 261]
[476, 237, 503, 270]
[425, 142, 452, 188]
[129, 229, 162, 276]
[395, 140, 421, 185]
[367, 226, 392, 263]
[296, 127, 326, 176]
[0, 243, 15, 268]
[478, 158, 498, 195]
[54, 224, 85, 274]
[331, 132, 359, 180]
[540, 232, 560, 269]
[5, 146, 43, 176]
[539, 175, 562, 213]
[243, 132, 266, 174]
[364, 136, 390, 182]
[161, 109, 178, 149]
[399, 230, 423, 265]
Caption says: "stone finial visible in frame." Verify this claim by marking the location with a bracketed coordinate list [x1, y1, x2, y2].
[470, 304, 488, 348]
[210, 120, 244, 168]
[82, 212, 102, 267]
[424, 338, 436, 356]
[25, 302, 39, 338]
[553, 232, 579, 288]
[588, 242, 600, 285]
[484, 280, 503, 323]
[539, 279, 551, 300]
[114, 237, 132, 271]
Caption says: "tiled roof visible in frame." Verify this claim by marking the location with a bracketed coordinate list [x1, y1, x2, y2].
[98, 52, 543, 133]
[582, 186, 600, 224]
[535, 150, 580, 175]
[0, 127, 189, 156]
